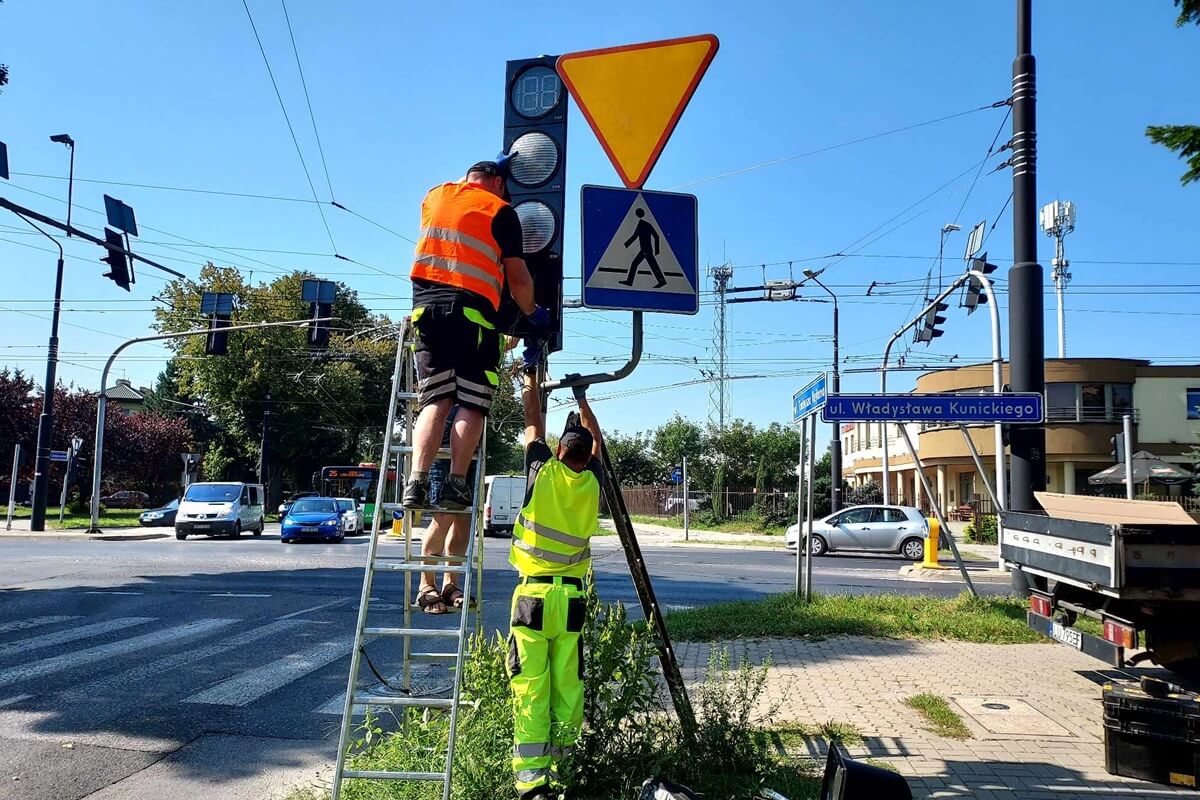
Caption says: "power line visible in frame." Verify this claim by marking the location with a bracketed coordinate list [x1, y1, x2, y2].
[280, 0, 336, 202]
[241, 0, 338, 252]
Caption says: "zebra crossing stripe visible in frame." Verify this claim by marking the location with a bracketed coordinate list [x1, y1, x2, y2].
[0, 617, 154, 659]
[0, 618, 236, 688]
[183, 639, 351, 707]
[0, 616, 79, 635]
[74, 619, 309, 698]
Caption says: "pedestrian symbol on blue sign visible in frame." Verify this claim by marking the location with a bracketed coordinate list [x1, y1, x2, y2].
[581, 185, 698, 315]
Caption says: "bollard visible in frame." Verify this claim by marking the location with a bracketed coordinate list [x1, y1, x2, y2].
[922, 517, 942, 568]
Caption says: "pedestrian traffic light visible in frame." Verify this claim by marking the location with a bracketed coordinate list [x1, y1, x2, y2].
[302, 278, 335, 349]
[915, 300, 949, 343]
[100, 228, 132, 291]
[1111, 433, 1126, 464]
[499, 55, 569, 351]
[963, 254, 999, 314]
[201, 291, 234, 356]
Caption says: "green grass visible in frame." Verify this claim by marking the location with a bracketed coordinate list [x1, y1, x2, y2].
[665, 591, 1047, 644]
[904, 693, 973, 739]
[630, 513, 788, 536]
[7, 506, 145, 529]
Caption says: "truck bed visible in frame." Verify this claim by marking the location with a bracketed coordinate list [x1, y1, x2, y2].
[1001, 497, 1200, 601]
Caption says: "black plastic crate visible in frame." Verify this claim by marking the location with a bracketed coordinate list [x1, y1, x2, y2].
[1103, 682, 1200, 745]
[1105, 727, 1200, 789]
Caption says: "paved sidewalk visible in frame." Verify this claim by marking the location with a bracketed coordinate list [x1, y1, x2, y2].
[677, 637, 1191, 799]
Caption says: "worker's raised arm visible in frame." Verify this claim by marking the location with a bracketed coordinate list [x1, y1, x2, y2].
[504, 258, 537, 316]
[520, 348, 545, 449]
[575, 386, 604, 460]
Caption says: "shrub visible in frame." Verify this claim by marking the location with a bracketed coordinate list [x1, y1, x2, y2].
[963, 514, 998, 545]
[845, 481, 882, 506]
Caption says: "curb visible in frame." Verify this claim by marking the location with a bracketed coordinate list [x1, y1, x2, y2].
[898, 564, 1009, 580]
[91, 532, 170, 542]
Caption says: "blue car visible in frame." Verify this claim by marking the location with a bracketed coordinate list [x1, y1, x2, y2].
[281, 497, 345, 544]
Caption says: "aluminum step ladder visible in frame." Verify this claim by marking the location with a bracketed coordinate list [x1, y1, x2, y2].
[331, 318, 486, 800]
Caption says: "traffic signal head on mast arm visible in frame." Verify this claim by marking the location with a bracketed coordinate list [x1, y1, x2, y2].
[100, 228, 131, 291]
[963, 254, 999, 313]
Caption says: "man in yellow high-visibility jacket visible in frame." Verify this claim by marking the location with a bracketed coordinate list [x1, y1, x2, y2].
[506, 349, 603, 800]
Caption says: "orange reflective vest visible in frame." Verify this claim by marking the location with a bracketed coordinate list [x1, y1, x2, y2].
[411, 182, 508, 310]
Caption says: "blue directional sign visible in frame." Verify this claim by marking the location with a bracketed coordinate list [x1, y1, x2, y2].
[581, 185, 699, 314]
[792, 373, 828, 422]
[49, 450, 69, 462]
[671, 466, 683, 485]
[821, 393, 1044, 424]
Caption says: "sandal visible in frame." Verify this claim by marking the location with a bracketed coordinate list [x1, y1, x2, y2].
[417, 585, 447, 615]
[441, 583, 466, 609]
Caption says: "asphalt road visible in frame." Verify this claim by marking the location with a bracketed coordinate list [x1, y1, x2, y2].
[0, 525, 1004, 800]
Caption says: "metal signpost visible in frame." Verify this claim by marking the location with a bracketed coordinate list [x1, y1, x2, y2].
[823, 392, 1045, 597]
[580, 185, 699, 314]
[791, 373, 828, 602]
[5, 444, 19, 531]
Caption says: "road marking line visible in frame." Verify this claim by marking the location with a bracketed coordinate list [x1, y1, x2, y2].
[209, 593, 272, 598]
[73, 619, 309, 698]
[0, 693, 32, 708]
[0, 616, 79, 635]
[0, 618, 236, 687]
[0, 617, 154, 659]
[278, 598, 348, 620]
[183, 639, 350, 707]
[83, 591, 144, 596]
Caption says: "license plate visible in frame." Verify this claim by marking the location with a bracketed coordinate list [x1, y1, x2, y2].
[302, 526, 319, 533]
[493, 515, 509, 522]
[194, 524, 210, 530]
[1050, 622, 1082, 649]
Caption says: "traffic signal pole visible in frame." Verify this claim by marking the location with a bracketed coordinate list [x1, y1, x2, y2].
[87, 318, 331, 533]
[1007, 0, 1046, 512]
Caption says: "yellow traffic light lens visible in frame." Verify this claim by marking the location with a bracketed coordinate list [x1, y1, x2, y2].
[509, 131, 560, 188]
[510, 65, 561, 119]
[514, 200, 556, 254]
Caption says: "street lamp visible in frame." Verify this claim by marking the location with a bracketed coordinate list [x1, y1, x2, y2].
[803, 268, 842, 512]
[49, 134, 75, 236]
[937, 223, 960, 291]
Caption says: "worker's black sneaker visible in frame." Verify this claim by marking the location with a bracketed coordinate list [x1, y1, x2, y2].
[440, 475, 473, 510]
[401, 477, 431, 510]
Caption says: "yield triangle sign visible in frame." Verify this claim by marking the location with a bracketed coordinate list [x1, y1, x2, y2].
[557, 34, 718, 189]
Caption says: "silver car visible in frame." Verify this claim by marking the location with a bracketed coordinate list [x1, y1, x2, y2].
[785, 504, 929, 560]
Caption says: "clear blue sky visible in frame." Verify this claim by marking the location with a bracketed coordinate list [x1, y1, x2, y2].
[2, 1, 1198, 451]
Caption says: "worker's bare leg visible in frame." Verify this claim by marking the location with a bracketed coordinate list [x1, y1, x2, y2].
[420, 512, 451, 591]
[442, 516, 469, 591]
[449, 407, 485, 478]
[410, 398, 453, 477]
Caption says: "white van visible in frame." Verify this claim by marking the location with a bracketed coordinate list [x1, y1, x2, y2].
[176, 482, 265, 540]
[483, 475, 525, 537]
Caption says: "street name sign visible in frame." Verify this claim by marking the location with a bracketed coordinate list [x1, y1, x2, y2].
[581, 185, 698, 314]
[49, 450, 69, 462]
[821, 393, 1044, 424]
[792, 373, 828, 423]
[557, 34, 718, 188]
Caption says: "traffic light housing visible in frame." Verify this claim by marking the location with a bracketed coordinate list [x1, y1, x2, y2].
[1111, 433, 1126, 464]
[100, 228, 132, 291]
[915, 300, 949, 343]
[201, 291, 234, 356]
[963, 254, 999, 314]
[302, 279, 335, 349]
[498, 56, 568, 351]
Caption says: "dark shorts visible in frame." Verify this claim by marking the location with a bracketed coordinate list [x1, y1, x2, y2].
[412, 301, 502, 413]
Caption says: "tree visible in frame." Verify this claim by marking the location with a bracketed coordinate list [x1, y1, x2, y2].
[0, 2, 7, 95]
[652, 414, 703, 477]
[152, 265, 394, 501]
[483, 358, 524, 475]
[605, 431, 658, 486]
[1146, 1, 1200, 185]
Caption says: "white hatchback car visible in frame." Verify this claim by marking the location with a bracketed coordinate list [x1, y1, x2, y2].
[785, 504, 929, 560]
[334, 497, 363, 535]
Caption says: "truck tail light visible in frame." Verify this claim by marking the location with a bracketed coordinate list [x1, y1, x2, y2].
[1030, 595, 1052, 617]
[1103, 619, 1137, 649]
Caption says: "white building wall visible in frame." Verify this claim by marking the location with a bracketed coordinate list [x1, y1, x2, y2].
[1133, 377, 1200, 455]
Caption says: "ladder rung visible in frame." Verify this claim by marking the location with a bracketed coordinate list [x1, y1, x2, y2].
[410, 651, 460, 661]
[363, 627, 462, 638]
[343, 769, 446, 782]
[401, 554, 468, 564]
[374, 562, 468, 574]
[408, 602, 476, 614]
[352, 694, 454, 708]
[379, 503, 477, 516]
[395, 392, 420, 402]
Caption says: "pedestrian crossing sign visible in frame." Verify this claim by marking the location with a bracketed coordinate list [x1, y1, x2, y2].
[580, 185, 699, 315]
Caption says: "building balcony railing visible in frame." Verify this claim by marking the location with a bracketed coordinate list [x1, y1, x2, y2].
[1044, 406, 1139, 424]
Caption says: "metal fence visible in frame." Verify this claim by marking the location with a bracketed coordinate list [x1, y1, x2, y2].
[620, 484, 797, 519]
